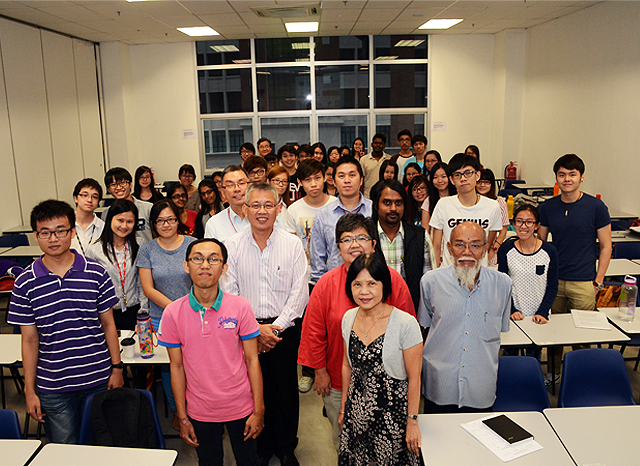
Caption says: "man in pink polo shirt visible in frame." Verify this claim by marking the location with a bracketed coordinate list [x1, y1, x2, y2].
[159, 238, 264, 466]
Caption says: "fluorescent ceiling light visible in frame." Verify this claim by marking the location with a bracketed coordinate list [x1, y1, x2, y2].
[233, 59, 251, 64]
[419, 19, 463, 30]
[394, 39, 425, 47]
[177, 26, 219, 37]
[210, 45, 239, 52]
[256, 71, 271, 75]
[291, 42, 311, 50]
[295, 58, 310, 62]
[374, 56, 399, 61]
[285, 22, 318, 33]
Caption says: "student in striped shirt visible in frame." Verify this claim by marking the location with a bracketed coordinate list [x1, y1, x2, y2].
[8, 200, 123, 444]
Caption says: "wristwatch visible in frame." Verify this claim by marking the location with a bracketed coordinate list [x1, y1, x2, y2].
[593, 280, 604, 291]
[112, 362, 125, 370]
[408, 414, 418, 420]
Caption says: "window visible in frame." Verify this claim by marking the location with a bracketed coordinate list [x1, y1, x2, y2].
[256, 38, 311, 63]
[319, 115, 368, 149]
[315, 36, 369, 61]
[256, 67, 311, 112]
[199, 69, 252, 114]
[260, 116, 310, 147]
[315, 65, 369, 109]
[197, 40, 251, 66]
[202, 118, 253, 170]
[374, 64, 427, 108]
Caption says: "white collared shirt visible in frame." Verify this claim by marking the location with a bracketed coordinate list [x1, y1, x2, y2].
[222, 226, 309, 330]
[72, 214, 105, 256]
[204, 206, 250, 243]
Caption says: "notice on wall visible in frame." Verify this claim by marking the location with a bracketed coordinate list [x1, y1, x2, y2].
[432, 121, 446, 132]
[182, 129, 196, 140]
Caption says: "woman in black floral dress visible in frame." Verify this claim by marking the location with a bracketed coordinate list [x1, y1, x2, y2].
[338, 254, 423, 466]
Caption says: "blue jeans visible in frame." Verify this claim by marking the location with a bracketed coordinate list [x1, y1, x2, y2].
[152, 316, 176, 412]
[39, 383, 108, 444]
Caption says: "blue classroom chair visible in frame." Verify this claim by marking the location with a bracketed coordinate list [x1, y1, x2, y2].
[557, 348, 635, 408]
[613, 242, 640, 260]
[493, 356, 550, 412]
[0, 408, 22, 439]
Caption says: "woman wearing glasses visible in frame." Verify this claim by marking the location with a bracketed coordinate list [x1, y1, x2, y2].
[498, 205, 558, 361]
[86, 199, 145, 331]
[179, 164, 199, 211]
[406, 175, 430, 228]
[195, 179, 223, 239]
[133, 165, 164, 204]
[138, 199, 197, 429]
[167, 183, 197, 237]
[267, 166, 297, 233]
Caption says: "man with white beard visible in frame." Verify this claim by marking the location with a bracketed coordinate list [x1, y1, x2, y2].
[417, 221, 512, 413]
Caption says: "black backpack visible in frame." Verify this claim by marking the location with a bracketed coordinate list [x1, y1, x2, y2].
[90, 388, 158, 448]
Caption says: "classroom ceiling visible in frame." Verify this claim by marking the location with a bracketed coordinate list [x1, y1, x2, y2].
[0, 0, 602, 45]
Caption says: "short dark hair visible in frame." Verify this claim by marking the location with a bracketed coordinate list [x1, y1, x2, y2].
[402, 162, 422, 188]
[513, 204, 540, 223]
[150, 199, 188, 236]
[345, 253, 392, 304]
[335, 213, 376, 245]
[244, 155, 268, 173]
[298, 144, 313, 157]
[378, 160, 399, 182]
[448, 153, 481, 174]
[179, 164, 196, 178]
[240, 142, 255, 155]
[104, 167, 132, 190]
[265, 154, 278, 165]
[99, 199, 139, 264]
[257, 137, 272, 147]
[339, 145, 351, 156]
[296, 159, 325, 180]
[411, 134, 428, 146]
[372, 133, 386, 145]
[371, 179, 407, 223]
[73, 178, 103, 201]
[277, 144, 298, 159]
[166, 182, 187, 200]
[185, 238, 228, 265]
[465, 144, 480, 158]
[221, 164, 248, 183]
[478, 168, 497, 200]
[211, 170, 224, 181]
[31, 199, 75, 232]
[311, 142, 327, 164]
[334, 157, 364, 180]
[397, 129, 412, 140]
[553, 153, 585, 175]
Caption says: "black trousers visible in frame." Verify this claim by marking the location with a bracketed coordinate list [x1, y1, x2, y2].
[190, 415, 258, 466]
[257, 324, 300, 459]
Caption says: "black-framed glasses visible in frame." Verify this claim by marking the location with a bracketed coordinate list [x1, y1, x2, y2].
[515, 219, 537, 227]
[188, 256, 223, 266]
[36, 228, 73, 240]
[270, 179, 288, 186]
[451, 169, 476, 180]
[224, 181, 248, 190]
[77, 192, 100, 201]
[155, 217, 178, 226]
[245, 203, 277, 211]
[337, 235, 372, 245]
[249, 169, 266, 177]
[171, 194, 188, 200]
[108, 180, 130, 189]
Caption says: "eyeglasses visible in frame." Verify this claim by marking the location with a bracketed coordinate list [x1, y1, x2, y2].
[155, 217, 178, 226]
[223, 181, 248, 190]
[451, 241, 485, 252]
[108, 180, 130, 189]
[188, 256, 223, 266]
[171, 193, 188, 200]
[77, 192, 100, 201]
[412, 185, 427, 193]
[270, 179, 288, 186]
[476, 180, 492, 186]
[249, 169, 266, 177]
[245, 203, 277, 211]
[36, 228, 72, 240]
[515, 219, 537, 227]
[337, 235, 372, 245]
[240, 149, 253, 154]
[200, 189, 215, 197]
[180, 173, 195, 179]
[451, 170, 476, 180]
[139, 175, 151, 181]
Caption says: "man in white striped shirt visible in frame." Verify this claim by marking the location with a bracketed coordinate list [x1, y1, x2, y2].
[222, 182, 309, 466]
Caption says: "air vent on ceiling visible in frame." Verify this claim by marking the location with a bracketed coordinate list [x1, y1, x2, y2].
[251, 3, 321, 18]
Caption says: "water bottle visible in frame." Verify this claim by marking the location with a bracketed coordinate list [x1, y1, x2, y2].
[507, 195, 515, 220]
[136, 308, 154, 359]
[618, 275, 638, 322]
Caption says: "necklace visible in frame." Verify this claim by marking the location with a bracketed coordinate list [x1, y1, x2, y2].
[115, 242, 128, 306]
[362, 305, 387, 339]
[517, 238, 540, 255]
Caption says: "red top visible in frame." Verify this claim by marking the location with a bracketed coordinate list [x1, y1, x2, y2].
[298, 264, 415, 390]
[184, 209, 198, 237]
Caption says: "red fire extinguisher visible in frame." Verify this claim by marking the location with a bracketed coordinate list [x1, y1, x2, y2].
[505, 161, 518, 181]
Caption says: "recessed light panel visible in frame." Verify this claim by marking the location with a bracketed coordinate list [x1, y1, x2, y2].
[177, 26, 219, 37]
[418, 19, 463, 30]
[285, 22, 319, 33]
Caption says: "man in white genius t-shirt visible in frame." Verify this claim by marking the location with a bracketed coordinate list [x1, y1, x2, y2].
[429, 153, 502, 267]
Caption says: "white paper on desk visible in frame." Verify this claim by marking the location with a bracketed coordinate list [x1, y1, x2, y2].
[571, 309, 611, 330]
[460, 415, 543, 462]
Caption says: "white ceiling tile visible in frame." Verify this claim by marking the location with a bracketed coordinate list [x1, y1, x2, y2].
[365, 1, 411, 9]
[38, 5, 110, 22]
[320, 0, 366, 9]
[357, 8, 402, 22]
[127, 1, 191, 17]
[198, 12, 246, 27]
[0, 7, 67, 25]
[75, 1, 148, 19]
[156, 14, 206, 28]
[320, 9, 361, 22]
[179, 1, 236, 15]
[405, 1, 456, 9]
[230, 1, 279, 13]
[0, 2, 30, 11]
[82, 19, 141, 33]
[238, 11, 283, 25]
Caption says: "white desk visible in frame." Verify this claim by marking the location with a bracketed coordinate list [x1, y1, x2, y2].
[0, 247, 11, 255]
[418, 411, 574, 466]
[28, 443, 177, 466]
[0, 334, 22, 364]
[601, 258, 640, 277]
[610, 230, 640, 243]
[2, 225, 31, 235]
[609, 210, 638, 221]
[1, 439, 42, 466]
[0, 246, 42, 258]
[544, 406, 640, 466]
[119, 333, 170, 365]
[500, 323, 532, 347]
[601, 307, 640, 334]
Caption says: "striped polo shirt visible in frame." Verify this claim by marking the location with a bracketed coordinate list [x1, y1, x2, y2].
[8, 251, 119, 393]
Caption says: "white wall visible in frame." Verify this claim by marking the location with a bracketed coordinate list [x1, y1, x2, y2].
[521, 2, 640, 214]
[0, 18, 104, 233]
[100, 41, 201, 184]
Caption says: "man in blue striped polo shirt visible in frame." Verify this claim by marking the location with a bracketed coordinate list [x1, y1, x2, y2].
[8, 200, 124, 444]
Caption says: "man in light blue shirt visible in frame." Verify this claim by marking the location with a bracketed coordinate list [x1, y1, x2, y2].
[309, 157, 372, 284]
[418, 221, 512, 413]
